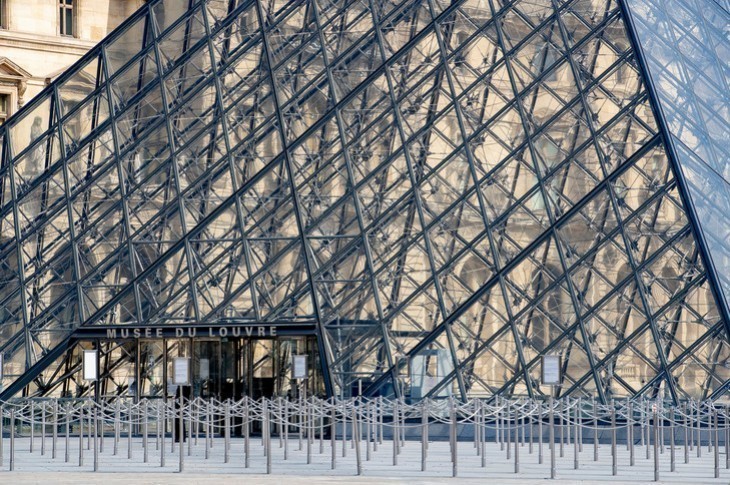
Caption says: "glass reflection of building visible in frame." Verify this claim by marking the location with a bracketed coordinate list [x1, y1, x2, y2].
[0, 0, 728, 403]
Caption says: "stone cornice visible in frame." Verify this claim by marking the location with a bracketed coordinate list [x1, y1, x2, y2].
[0, 29, 96, 56]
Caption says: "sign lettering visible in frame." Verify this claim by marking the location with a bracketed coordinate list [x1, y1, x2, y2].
[99, 326, 279, 340]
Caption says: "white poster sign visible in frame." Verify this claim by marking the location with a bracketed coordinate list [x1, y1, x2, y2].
[293, 355, 308, 380]
[83, 350, 98, 381]
[541, 355, 562, 386]
[199, 358, 210, 380]
[173, 357, 190, 385]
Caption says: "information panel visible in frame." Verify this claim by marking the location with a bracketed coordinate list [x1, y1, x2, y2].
[83, 350, 98, 381]
[173, 357, 190, 385]
[541, 355, 562, 386]
[199, 358, 210, 380]
[293, 355, 308, 380]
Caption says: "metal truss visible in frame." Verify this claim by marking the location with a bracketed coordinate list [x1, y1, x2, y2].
[0, 0, 728, 403]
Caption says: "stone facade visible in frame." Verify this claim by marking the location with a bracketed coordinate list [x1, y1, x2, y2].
[0, 0, 141, 121]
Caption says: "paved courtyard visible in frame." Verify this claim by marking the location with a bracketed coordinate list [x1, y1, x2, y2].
[1, 436, 727, 484]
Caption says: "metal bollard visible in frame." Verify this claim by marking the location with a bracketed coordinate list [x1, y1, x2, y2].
[284, 399, 289, 460]
[194, 401, 199, 447]
[654, 408, 659, 482]
[30, 401, 34, 454]
[626, 401, 635, 466]
[697, 402, 701, 458]
[353, 407, 362, 475]
[506, 401, 511, 461]
[559, 400, 564, 458]
[421, 401, 427, 471]
[529, 403, 534, 455]
[114, 400, 120, 456]
[265, 401, 272, 475]
[392, 401, 398, 466]
[79, 402, 84, 467]
[320, 402, 325, 455]
[481, 403, 487, 468]
[549, 396, 556, 479]
[343, 401, 348, 458]
[573, 403, 580, 470]
[52, 399, 58, 460]
[514, 405, 519, 474]
[379, 397, 384, 445]
[128, 401, 133, 460]
[682, 403, 689, 463]
[179, 394, 184, 473]
[99, 401, 104, 454]
[494, 398, 504, 450]
[308, 401, 313, 464]
[451, 401, 457, 478]
[93, 406, 99, 472]
[205, 402, 210, 460]
[160, 402, 165, 468]
[539, 404, 543, 465]
[646, 402, 651, 461]
[65, 402, 71, 463]
[579, 398, 583, 453]
[244, 400, 250, 468]
[726, 405, 729, 470]
[714, 409, 719, 479]
[611, 401, 617, 476]
[331, 404, 336, 470]
[187, 401, 192, 457]
[224, 400, 230, 464]
[41, 402, 46, 456]
[143, 400, 149, 464]
[670, 406, 675, 472]
[366, 401, 371, 461]
[10, 407, 15, 471]
[0, 404, 3, 467]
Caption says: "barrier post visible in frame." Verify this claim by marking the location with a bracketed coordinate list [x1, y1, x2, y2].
[65, 402, 70, 463]
[331, 403, 336, 470]
[244, 399, 250, 468]
[143, 400, 149, 464]
[611, 400, 617, 476]
[670, 405, 675, 472]
[93, 406, 99, 472]
[714, 409, 719, 479]
[629, 400, 635, 466]
[594, 398, 598, 462]
[538, 402, 543, 465]
[653, 407, 659, 482]
[160, 401, 165, 468]
[354, 407, 362, 475]
[421, 400, 427, 472]
[574, 401, 579, 470]
[514, 403, 519, 473]
[549, 396, 555, 479]
[451, 400, 457, 478]
[52, 399, 58, 460]
[79, 401, 84, 467]
[9, 407, 15, 471]
[0, 403, 3, 467]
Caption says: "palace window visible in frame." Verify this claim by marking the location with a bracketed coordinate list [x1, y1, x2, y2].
[0, 93, 8, 125]
[0, 0, 7, 30]
[59, 0, 75, 37]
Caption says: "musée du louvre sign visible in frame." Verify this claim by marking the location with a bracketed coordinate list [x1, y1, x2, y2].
[103, 325, 280, 339]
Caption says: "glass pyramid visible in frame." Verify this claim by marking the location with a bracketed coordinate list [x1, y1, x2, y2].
[0, 0, 727, 402]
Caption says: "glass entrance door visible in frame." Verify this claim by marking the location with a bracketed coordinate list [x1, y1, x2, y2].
[193, 339, 238, 400]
